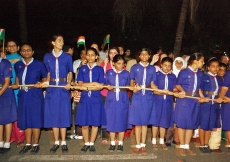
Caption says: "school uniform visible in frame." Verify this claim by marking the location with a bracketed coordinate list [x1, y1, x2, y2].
[129, 63, 156, 125]
[150, 70, 176, 128]
[75, 63, 106, 126]
[199, 73, 222, 130]
[221, 71, 230, 131]
[43, 51, 73, 128]
[0, 58, 17, 125]
[174, 67, 203, 129]
[14, 59, 47, 130]
[105, 69, 130, 132]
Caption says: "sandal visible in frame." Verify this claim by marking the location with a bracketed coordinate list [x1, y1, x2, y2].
[152, 144, 158, 151]
[101, 140, 108, 145]
[159, 144, 168, 150]
[16, 142, 24, 148]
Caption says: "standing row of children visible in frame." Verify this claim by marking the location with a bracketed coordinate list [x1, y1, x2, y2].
[0, 35, 230, 157]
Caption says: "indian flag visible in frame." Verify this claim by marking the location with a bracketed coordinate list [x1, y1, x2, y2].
[0, 29, 5, 40]
[77, 36, 85, 47]
[102, 34, 110, 48]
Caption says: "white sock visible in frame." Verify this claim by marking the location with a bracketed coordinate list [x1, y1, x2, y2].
[33, 144, 39, 146]
[204, 145, 208, 147]
[118, 141, 123, 145]
[54, 141, 59, 145]
[89, 142, 94, 146]
[61, 141, 66, 145]
[26, 144, 31, 146]
[180, 144, 185, 149]
[159, 138, 164, 144]
[140, 143, 146, 147]
[184, 144, 189, 149]
[152, 138, 157, 144]
[0, 141, 4, 147]
[111, 141, 115, 145]
[4, 142, 10, 148]
[85, 142, 90, 146]
[136, 145, 141, 149]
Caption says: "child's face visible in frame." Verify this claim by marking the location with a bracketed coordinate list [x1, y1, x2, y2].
[197, 56, 205, 69]
[20, 45, 34, 59]
[217, 66, 226, 77]
[52, 36, 64, 50]
[86, 50, 98, 63]
[6, 41, 19, 54]
[175, 60, 183, 70]
[113, 59, 125, 71]
[109, 49, 118, 60]
[161, 61, 172, 73]
[208, 61, 219, 75]
[139, 51, 150, 62]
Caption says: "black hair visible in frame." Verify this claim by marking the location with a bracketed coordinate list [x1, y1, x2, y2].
[161, 57, 173, 64]
[187, 53, 203, 66]
[86, 47, 99, 56]
[219, 62, 228, 69]
[179, 50, 188, 57]
[20, 43, 33, 51]
[52, 34, 63, 42]
[221, 52, 229, 57]
[112, 54, 125, 64]
[63, 45, 73, 53]
[6, 40, 19, 46]
[206, 57, 219, 67]
[138, 48, 151, 56]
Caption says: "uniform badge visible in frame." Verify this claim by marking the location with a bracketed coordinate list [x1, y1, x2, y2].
[9, 67, 12, 71]
[207, 80, 209, 82]
[188, 76, 191, 78]
[110, 72, 112, 75]
[83, 69, 86, 72]
[137, 69, 139, 72]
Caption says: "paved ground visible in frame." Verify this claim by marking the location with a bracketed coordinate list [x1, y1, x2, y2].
[0, 127, 229, 162]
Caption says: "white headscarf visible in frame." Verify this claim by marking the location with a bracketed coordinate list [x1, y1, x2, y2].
[173, 57, 186, 77]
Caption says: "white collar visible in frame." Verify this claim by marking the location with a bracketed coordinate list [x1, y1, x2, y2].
[52, 49, 63, 58]
[139, 62, 149, 67]
[207, 71, 217, 77]
[188, 66, 198, 72]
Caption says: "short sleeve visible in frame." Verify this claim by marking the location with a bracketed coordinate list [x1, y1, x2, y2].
[125, 71, 130, 86]
[43, 54, 50, 72]
[200, 75, 208, 90]
[67, 55, 73, 73]
[172, 74, 177, 89]
[98, 67, 105, 84]
[176, 70, 184, 85]
[76, 66, 84, 82]
[3, 60, 12, 78]
[105, 71, 110, 85]
[129, 65, 136, 80]
[223, 71, 230, 87]
[40, 62, 48, 78]
[151, 66, 156, 82]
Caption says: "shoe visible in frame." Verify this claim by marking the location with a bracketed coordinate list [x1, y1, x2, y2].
[66, 137, 71, 141]
[61, 145, 68, 153]
[199, 147, 209, 154]
[117, 145, 123, 152]
[89, 145, 96, 153]
[159, 144, 168, 150]
[205, 146, 213, 153]
[31, 145, 39, 154]
[176, 148, 186, 156]
[81, 145, 90, 153]
[133, 148, 141, 155]
[49, 144, 59, 153]
[211, 149, 223, 154]
[0, 148, 10, 154]
[152, 144, 158, 151]
[19, 145, 32, 154]
[108, 145, 116, 152]
[185, 149, 196, 156]
[141, 147, 147, 155]
[165, 143, 171, 147]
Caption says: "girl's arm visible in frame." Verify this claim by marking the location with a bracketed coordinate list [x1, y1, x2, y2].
[175, 85, 186, 98]
[0, 77, 10, 96]
[65, 72, 73, 90]
[12, 77, 20, 89]
[130, 80, 141, 93]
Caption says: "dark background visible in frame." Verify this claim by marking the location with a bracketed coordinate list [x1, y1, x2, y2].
[1, 0, 230, 60]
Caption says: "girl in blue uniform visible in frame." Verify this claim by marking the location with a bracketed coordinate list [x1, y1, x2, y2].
[150, 57, 176, 150]
[13, 43, 47, 154]
[129, 48, 158, 154]
[0, 58, 17, 154]
[6, 40, 25, 147]
[42, 35, 73, 153]
[199, 58, 223, 153]
[219, 64, 230, 153]
[75, 47, 105, 153]
[105, 54, 131, 152]
[175, 53, 208, 156]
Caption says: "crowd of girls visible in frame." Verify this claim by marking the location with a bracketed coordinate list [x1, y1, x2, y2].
[0, 35, 230, 157]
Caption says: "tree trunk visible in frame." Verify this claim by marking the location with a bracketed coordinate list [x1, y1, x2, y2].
[173, 0, 189, 57]
[18, 0, 28, 43]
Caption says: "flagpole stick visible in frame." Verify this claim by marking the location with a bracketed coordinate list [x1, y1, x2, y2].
[2, 39, 5, 53]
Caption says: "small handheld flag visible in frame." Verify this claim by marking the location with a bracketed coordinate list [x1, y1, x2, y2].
[77, 36, 85, 47]
[0, 29, 5, 40]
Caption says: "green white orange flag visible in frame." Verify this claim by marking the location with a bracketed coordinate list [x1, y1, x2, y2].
[77, 36, 85, 47]
[0, 29, 5, 40]
[102, 34, 110, 48]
